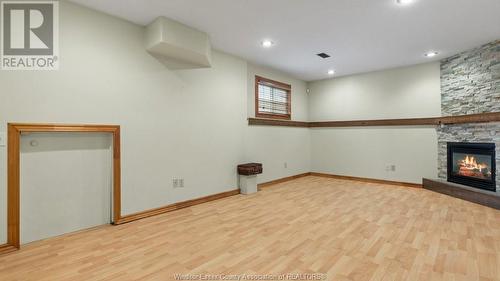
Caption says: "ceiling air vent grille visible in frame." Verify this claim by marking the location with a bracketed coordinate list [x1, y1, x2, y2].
[317, 53, 330, 59]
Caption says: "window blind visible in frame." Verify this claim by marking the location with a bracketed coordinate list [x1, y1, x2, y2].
[258, 84, 289, 115]
[255, 76, 291, 119]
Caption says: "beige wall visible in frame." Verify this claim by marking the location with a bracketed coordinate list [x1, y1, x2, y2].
[308, 63, 441, 183]
[310, 127, 439, 183]
[244, 63, 310, 183]
[308, 62, 441, 120]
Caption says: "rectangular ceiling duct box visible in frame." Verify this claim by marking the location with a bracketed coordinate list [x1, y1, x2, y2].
[145, 17, 212, 69]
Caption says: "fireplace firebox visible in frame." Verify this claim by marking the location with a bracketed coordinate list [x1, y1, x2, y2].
[447, 142, 496, 191]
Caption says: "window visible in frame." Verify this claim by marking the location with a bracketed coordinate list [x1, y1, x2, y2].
[255, 76, 291, 120]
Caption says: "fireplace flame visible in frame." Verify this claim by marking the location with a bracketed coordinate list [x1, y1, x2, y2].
[461, 155, 488, 170]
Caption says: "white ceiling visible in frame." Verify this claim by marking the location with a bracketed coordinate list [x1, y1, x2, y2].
[69, 0, 500, 81]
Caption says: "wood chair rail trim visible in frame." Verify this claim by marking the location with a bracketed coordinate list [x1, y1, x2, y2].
[248, 112, 500, 128]
[248, 118, 309, 128]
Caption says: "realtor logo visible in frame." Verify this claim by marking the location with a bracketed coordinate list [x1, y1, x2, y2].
[1, 1, 59, 70]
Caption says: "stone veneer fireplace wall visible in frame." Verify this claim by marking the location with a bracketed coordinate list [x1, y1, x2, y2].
[437, 40, 500, 192]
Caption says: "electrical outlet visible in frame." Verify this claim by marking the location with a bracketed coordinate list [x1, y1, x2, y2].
[173, 178, 185, 188]
[0, 132, 5, 147]
[386, 165, 396, 172]
[284, 162, 288, 169]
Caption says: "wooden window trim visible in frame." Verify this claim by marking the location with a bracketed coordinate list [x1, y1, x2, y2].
[1, 123, 121, 254]
[255, 75, 292, 120]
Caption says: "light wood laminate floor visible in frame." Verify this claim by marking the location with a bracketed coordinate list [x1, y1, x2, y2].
[1, 176, 500, 281]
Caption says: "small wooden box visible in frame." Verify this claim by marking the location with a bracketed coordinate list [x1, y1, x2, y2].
[237, 163, 263, 175]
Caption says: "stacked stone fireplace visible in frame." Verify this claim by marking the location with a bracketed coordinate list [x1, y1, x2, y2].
[437, 40, 500, 192]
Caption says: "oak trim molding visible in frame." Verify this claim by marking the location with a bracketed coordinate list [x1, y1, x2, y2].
[109, 172, 313, 225]
[115, 189, 240, 225]
[0, 244, 18, 256]
[248, 112, 500, 128]
[258, 173, 311, 190]
[2, 123, 121, 255]
[310, 172, 422, 188]
[248, 118, 309, 128]
[309, 117, 440, 127]
[256, 172, 422, 190]
[439, 112, 500, 125]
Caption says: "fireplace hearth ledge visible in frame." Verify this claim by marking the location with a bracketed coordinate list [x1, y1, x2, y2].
[423, 178, 500, 210]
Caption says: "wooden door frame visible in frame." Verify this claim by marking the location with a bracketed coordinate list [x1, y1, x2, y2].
[1, 123, 121, 254]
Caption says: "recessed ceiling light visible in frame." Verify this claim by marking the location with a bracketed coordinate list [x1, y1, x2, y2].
[424, 51, 439, 58]
[261, 40, 274, 48]
[328, 70, 335, 75]
[396, 0, 414, 4]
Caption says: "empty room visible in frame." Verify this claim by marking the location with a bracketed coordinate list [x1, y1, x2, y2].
[1, 0, 500, 280]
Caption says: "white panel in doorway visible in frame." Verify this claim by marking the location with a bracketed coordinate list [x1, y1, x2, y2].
[20, 133, 113, 244]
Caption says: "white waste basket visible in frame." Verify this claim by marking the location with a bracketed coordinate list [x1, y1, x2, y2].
[239, 174, 257, 194]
